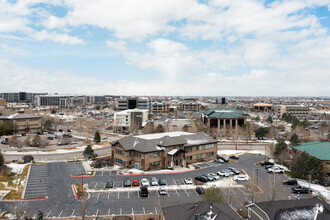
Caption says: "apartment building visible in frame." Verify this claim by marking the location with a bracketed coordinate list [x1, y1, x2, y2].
[0, 99, 6, 108]
[253, 103, 273, 112]
[35, 94, 106, 107]
[111, 132, 218, 171]
[0, 92, 47, 103]
[152, 102, 169, 114]
[114, 109, 149, 131]
[117, 97, 151, 112]
[0, 113, 42, 134]
[179, 102, 201, 112]
[280, 105, 310, 119]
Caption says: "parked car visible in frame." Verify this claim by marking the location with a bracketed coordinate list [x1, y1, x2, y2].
[267, 166, 284, 173]
[214, 158, 224, 163]
[217, 170, 230, 177]
[1, 140, 9, 145]
[151, 177, 158, 186]
[292, 186, 312, 194]
[16, 134, 22, 137]
[158, 187, 167, 195]
[47, 136, 54, 140]
[67, 129, 72, 132]
[260, 161, 274, 166]
[208, 173, 219, 180]
[217, 156, 229, 163]
[204, 174, 215, 181]
[234, 175, 249, 181]
[227, 167, 240, 175]
[37, 132, 44, 135]
[105, 180, 113, 188]
[59, 129, 63, 132]
[141, 178, 149, 186]
[57, 142, 68, 146]
[132, 179, 140, 186]
[184, 178, 193, 184]
[283, 179, 298, 185]
[196, 187, 205, 194]
[159, 178, 167, 185]
[48, 130, 54, 134]
[195, 176, 208, 183]
[140, 186, 148, 197]
[229, 155, 239, 160]
[265, 164, 275, 169]
[63, 133, 72, 138]
[123, 177, 131, 187]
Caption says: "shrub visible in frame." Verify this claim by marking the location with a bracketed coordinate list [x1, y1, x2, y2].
[22, 155, 34, 163]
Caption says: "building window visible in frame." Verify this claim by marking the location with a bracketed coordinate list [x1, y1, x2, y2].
[184, 147, 193, 152]
[198, 145, 203, 150]
[206, 144, 214, 149]
[196, 154, 203, 159]
[149, 161, 161, 167]
[116, 149, 124, 156]
[205, 152, 214, 157]
[185, 156, 193, 161]
[149, 152, 160, 158]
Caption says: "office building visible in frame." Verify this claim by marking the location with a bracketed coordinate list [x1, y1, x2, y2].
[0, 99, 6, 108]
[253, 103, 273, 112]
[280, 105, 309, 119]
[0, 113, 42, 134]
[117, 97, 151, 112]
[152, 102, 169, 114]
[0, 92, 47, 103]
[114, 109, 149, 131]
[179, 102, 201, 112]
[35, 94, 107, 107]
[216, 97, 227, 105]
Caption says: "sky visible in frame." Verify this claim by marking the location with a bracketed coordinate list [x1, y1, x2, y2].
[0, 0, 330, 96]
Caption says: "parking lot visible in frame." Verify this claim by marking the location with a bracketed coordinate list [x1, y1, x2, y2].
[24, 164, 48, 199]
[67, 162, 86, 175]
[94, 171, 118, 176]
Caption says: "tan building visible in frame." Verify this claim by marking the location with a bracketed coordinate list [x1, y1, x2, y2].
[111, 132, 218, 171]
[0, 113, 42, 134]
[253, 103, 273, 112]
[152, 102, 169, 114]
[179, 102, 201, 112]
[0, 98, 6, 108]
[280, 105, 309, 119]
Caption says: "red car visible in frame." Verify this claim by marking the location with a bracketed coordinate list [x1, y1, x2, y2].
[132, 179, 140, 186]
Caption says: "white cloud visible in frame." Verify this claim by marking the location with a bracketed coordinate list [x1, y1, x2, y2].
[33, 30, 85, 45]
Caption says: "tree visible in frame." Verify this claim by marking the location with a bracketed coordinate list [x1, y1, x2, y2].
[255, 115, 260, 121]
[290, 133, 299, 146]
[95, 105, 101, 110]
[35, 210, 43, 220]
[182, 124, 189, 132]
[40, 138, 49, 151]
[22, 155, 34, 163]
[83, 145, 94, 159]
[142, 122, 155, 134]
[155, 124, 165, 133]
[274, 139, 288, 157]
[201, 186, 224, 203]
[43, 119, 52, 131]
[0, 121, 13, 136]
[327, 134, 330, 142]
[24, 135, 32, 147]
[94, 131, 101, 143]
[31, 134, 41, 147]
[0, 152, 4, 167]
[266, 115, 273, 124]
[51, 109, 56, 114]
[292, 151, 323, 181]
[8, 135, 19, 148]
[255, 127, 268, 139]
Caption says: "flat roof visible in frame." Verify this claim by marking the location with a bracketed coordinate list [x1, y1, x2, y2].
[253, 103, 273, 107]
[133, 131, 193, 140]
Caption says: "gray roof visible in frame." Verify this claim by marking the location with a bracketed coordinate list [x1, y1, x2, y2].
[162, 201, 242, 220]
[113, 132, 217, 153]
[256, 197, 330, 220]
[0, 113, 41, 120]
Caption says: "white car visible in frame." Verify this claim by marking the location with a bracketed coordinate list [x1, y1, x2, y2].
[151, 177, 158, 186]
[234, 175, 249, 181]
[158, 188, 167, 195]
[267, 166, 284, 173]
[184, 178, 193, 184]
[141, 178, 150, 186]
[217, 170, 230, 177]
[208, 173, 219, 180]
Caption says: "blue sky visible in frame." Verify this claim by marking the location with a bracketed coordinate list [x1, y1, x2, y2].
[0, 0, 330, 96]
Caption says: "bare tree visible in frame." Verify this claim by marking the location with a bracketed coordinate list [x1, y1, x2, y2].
[24, 135, 32, 147]
[31, 134, 41, 147]
[256, 173, 290, 202]
[40, 138, 49, 151]
[8, 135, 19, 148]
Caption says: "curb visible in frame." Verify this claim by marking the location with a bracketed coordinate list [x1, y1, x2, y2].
[72, 175, 94, 178]
[72, 184, 82, 201]
[123, 169, 197, 176]
[21, 165, 31, 200]
[23, 196, 48, 201]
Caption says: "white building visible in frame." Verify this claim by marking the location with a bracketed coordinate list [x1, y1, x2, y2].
[114, 109, 149, 131]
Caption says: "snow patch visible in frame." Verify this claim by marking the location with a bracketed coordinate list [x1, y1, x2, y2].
[6, 163, 26, 174]
[297, 180, 330, 201]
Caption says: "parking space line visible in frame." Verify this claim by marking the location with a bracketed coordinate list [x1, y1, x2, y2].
[128, 192, 130, 199]
[184, 189, 189, 196]
[167, 191, 170, 197]
[108, 209, 110, 216]
[96, 209, 99, 216]
[118, 192, 120, 199]
[33, 213, 37, 219]
[137, 191, 140, 198]
[58, 210, 63, 217]
[157, 191, 160, 197]
[104, 182, 106, 188]
[101, 171, 104, 176]
[176, 190, 179, 197]
[46, 210, 51, 218]
[97, 192, 100, 201]
[94, 183, 98, 189]
[173, 179, 176, 185]
[131, 208, 134, 214]
[71, 210, 75, 216]
[155, 207, 157, 214]
[108, 192, 110, 200]
[143, 207, 145, 214]
[120, 208, 122, 215]
[194, 189, 199, 196]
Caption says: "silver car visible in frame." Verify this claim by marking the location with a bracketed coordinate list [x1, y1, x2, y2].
[151, 177, 158, 186]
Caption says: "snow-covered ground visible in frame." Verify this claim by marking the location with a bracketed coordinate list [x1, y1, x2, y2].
[6, 163, 26, 174]
[218, 149, 265, 156]
[297, 180, 330, 201]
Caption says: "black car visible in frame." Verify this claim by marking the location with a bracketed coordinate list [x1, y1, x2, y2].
[123, 177, 131, 187]
[292, 186, 312, 194]
[261, 161, 274, 166]
[217, 156, 229, 163]
[140, 186, 148, 197]
[48, 130, 54, 134]
[63, 133, 72, 138]
[57, 142, 68, 146]
[47, 136, 54, 140]
[229, 155, 239, 160]
[195, 176, 208, 183]
[265, 164, 274, 169]
[105, 180, 113, 188]
[227, 167, 240, 175]
[67, 129, 72, 132]
[59, 129, 63, 132]
[1, 140, 9, 145]
[159, 178, 167, 185]
[283, 179, 298, 185]
[196, 187, 205, 194]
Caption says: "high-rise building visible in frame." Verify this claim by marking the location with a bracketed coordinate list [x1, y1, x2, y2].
[35, 94, 107, 107]
[117, 97, 151, 112]
[0, 92, 47, 103]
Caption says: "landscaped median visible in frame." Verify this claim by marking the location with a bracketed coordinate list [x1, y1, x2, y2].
[72, 183, 88, 200]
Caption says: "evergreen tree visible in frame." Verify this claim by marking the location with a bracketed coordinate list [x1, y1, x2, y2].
[254, 127, 268, 139]
[0, 152, 4, 167]
[290, 133, 299, 146]
[155, 124, 165, 133]
[292, 152, 323, 181]
[83, 145, 94, 159]
[274, 139, 288, 156]
[255, 115, 260, 121]
[94, 131, 101, 143]
[44, 119, 52, 130]
[267, 115, 273, 124]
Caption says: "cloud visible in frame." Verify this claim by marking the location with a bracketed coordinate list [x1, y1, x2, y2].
[33, 30, 85, 45]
